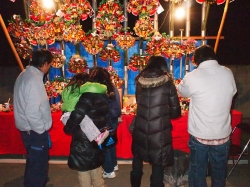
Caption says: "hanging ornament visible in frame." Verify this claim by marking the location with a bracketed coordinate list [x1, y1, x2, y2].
[29, 0, 54, 26]
[128, 54, 151, 72]
[68, 54, 88, 73]
[49, 48, 66, 68]
[105, 66, 124, 89]
[95, 0, 125, 38]
[63, 24, 85, 45]
[196, 0, 226, 5]
[145, 32, 170, 57]
[57, 0, 94, 26]
[134, 16, 154, 38]
[14, 40, 33, 59]
[127, 0, 160, 16]
[82, 32, 104, 55]
[99, 44, 121, 62]
[115, 32, 135, 50]
[27, 24, 55, 46]
[51, 17, 66, 41]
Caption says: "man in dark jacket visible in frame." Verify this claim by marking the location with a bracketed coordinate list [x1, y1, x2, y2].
[131, 56, 181, 187]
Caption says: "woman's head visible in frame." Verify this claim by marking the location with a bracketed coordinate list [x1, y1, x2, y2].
[89, 67, 114, 95]
[143, 56, 169, 73]
[193, 45, 217, 66]
[66, 72, 89, 91]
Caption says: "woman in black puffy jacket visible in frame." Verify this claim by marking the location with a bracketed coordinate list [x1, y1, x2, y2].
[130, 56, 181, 187]
[64, 67, 111, 187]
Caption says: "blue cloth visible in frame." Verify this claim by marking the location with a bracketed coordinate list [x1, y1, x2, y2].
[102, 118, 118, 173]
[188, 135, 230, 187]
[20, 130, 49, 187]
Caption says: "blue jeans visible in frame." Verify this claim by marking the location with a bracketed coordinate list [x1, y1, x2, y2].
[188, 135, 230, 187]
[20, 130, 49, 187]
[102, 118, 118, 173]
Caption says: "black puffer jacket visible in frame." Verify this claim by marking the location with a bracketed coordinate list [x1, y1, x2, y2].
[64, 91, 109, 171]
[132, 69, 181, 167]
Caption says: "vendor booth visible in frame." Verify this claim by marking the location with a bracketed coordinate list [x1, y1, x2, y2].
[0, 0, 236, 160]
[0, 110, 242, 159]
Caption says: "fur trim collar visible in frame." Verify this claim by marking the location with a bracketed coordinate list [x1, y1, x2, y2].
[138, 75, 170, 88]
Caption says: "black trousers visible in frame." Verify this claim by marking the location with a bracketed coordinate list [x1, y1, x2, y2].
[131, 155, 165, 187]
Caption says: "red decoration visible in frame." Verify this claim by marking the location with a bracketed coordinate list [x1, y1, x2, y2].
[196, 0, 226, 5]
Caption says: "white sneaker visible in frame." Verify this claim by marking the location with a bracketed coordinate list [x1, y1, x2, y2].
[103, 171, 116, 179]
[95, 130, 109, 146]
[114, 165, 118, 172]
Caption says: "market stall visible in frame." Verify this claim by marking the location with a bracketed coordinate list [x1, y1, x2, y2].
[0, 110, 242, 158]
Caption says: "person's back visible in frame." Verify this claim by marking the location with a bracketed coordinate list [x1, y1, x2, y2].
[181, 60, 236, 139]
[131, 56, 181, 187]
[177, 45, 237, 187]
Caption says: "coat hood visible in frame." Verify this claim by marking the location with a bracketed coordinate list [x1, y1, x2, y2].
[137, 69, 170, 88]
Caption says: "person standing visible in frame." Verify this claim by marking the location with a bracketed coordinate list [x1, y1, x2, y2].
[13, 49, 53, 187]
[131, 56, 181, 187]
[177, 45, 237, 187]
[101, 68, 121, 179]
[64, 67, 111, 187]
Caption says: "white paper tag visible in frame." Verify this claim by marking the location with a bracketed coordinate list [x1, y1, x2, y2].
[157, 4, 164, 15]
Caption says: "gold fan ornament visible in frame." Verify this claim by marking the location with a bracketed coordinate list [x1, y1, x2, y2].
[63, 24, 85, 45]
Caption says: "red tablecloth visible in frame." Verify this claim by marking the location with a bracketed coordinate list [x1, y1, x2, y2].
[0, 110, 242, 159]
[116, 110, 242, 159]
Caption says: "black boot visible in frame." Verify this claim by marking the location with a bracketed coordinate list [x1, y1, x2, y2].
[130, 171, 143, 187]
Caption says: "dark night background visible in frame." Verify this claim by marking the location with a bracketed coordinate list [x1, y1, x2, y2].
[0, 0, 249, 67]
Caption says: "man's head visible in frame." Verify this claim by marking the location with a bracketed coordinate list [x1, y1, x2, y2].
[30, 49, 53, 74]
[193, 45, 217, 66]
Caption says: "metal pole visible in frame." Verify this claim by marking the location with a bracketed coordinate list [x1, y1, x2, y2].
[201, 2, 210, 45]
[185, 0, 191, 37]
[169, 1, 175, 37]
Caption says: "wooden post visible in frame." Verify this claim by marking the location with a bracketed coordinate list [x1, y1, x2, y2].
[0, 14, 24, 71]
[214, 0, 230, 53]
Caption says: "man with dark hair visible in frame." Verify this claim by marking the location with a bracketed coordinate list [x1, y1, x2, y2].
[177, 45, 237, 187]
[13, 49, 53, 187]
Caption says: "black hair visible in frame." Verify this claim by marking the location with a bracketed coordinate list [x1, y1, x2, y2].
[89, 66, 114, 96]
[30, 49, 53, 68]
[136, 56, 172, 81]
[65, 72, 89, 93]
[194, 45, 217, 66]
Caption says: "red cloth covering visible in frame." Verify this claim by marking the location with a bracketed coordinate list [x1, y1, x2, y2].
[0, 110, 242, 159]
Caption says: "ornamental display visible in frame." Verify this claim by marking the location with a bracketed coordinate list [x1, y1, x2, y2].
[49, 48, 66, 68]
[63, 24, 85, 44]
[106, 66, 124, 89]
[99, 44, 121, 63]
[128, 54, 151, 72]
[95, 0, 125, 38]
[134, 16, 154, 38]
[127, 0, 159, 16]
[82, 32, 104, 55]
[67, 54, 88, 73]
[29, 0, 54, 25]
[56, 0, 94, 25]
[196, 0, 226, 5]
[115, 32, 135, 50]
[44, 76, 69, 98]
[145, 32, 170, 57]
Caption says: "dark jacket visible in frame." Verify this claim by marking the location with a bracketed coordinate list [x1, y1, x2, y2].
[64, 83, 109, 171]
[132, 68, 181, 167]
